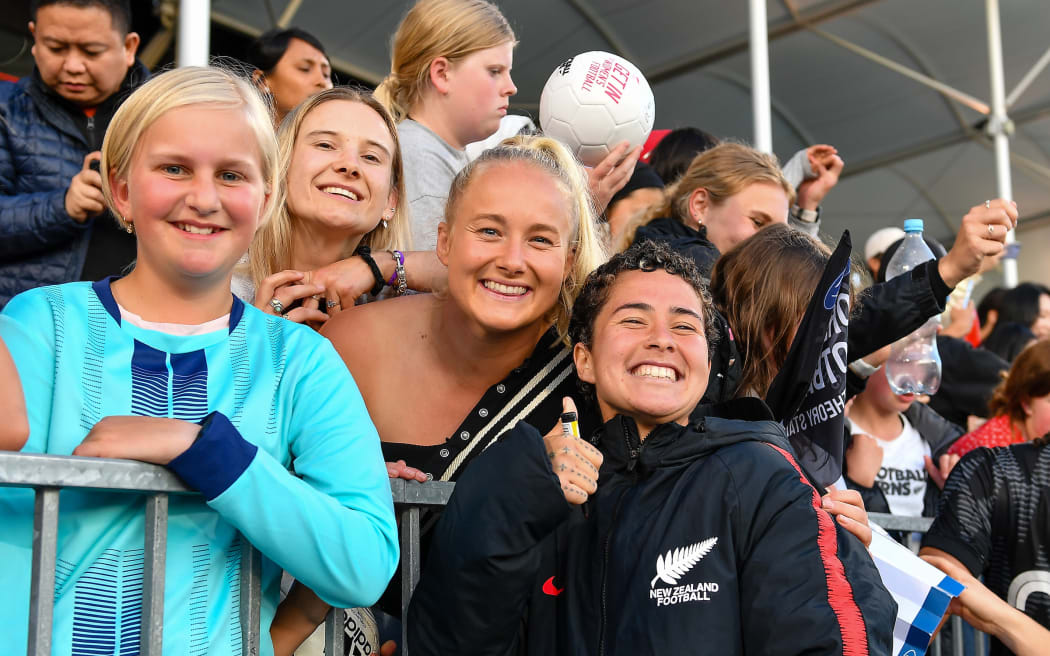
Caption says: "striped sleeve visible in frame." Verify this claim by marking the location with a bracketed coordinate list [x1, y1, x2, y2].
[180, 329, 399, 610]
[731, 442, 896, 656]
[921, 447, 998, 576]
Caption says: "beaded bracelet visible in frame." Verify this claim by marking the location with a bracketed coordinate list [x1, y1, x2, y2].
[354, 245, 386, 297]
[388, 250, 407, 295]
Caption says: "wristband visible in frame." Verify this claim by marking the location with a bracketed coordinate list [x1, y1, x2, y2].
[354, 245, 386, 297]
[790, 205, 820, 224]
[388, 250, 407, 296]
[848, 357, 879, 379]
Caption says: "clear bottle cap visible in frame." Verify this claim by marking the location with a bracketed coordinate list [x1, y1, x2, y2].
[903, 218, 924, 233]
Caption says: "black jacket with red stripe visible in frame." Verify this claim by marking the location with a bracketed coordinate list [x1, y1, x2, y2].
[408, 408, 896, 655]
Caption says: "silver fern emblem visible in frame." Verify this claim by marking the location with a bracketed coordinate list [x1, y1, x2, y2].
[650, 538, 718, 588]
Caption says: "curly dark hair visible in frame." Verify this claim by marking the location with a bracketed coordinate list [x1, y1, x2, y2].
[569, 240, 718, 401]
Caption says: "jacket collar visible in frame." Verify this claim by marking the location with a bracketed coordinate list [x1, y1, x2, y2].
[639, 216, 706, 240]
[27, 60, 149, 145]
[595, 403, 793, 477]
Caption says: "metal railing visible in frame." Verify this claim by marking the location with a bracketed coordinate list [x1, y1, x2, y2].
[0, 452, 990, 656]
[0, 451, 453, 656]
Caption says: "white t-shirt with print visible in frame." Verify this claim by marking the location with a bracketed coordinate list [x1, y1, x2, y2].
[851, 414, 931, 517]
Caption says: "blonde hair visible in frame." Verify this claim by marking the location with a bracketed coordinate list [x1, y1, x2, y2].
[618, 142, 794, 248]
[444, 135, 609, 343]
[101, 66, 279, 230]
[248, 87, 411, 287]
[374, 0, 515, 122]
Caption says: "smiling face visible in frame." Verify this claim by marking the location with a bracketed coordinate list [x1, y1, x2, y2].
[444, 41, 517, 147]
[30, 3, 138, 107]
[285, 99, 397, 237]
[267, 37, 333, 119]
[574, 269, 711, 437]
[690, 181, 789, 255]
[110, 105, 269, 285]
[437, 160, 574, 336]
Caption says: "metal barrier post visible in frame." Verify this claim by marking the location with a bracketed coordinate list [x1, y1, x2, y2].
[27, 488, 59, 656]
[389, 478, 455, 656]
[951, 616, 965, 656]
[240, 540, 262, 656]
[141, 493, 169, 655]
[324, 608, 345, 656]
[400, 506, 421, 656]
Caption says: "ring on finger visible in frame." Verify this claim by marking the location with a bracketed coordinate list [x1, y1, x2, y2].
[269, 298, 285, 315]
[311, 294, 322, 301]
[327, 300, 338, 309]
[985, 199, 991, 209]
[988, 224, 994, 235]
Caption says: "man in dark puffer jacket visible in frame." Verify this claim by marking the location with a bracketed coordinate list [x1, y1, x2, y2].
[409, 241, 894, 655]
[0, 0, 146, 307]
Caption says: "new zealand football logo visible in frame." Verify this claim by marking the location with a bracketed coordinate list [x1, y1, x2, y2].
[649, 537, 720, 606]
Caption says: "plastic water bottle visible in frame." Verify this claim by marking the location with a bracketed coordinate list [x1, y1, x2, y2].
[883, 219, 942, 395]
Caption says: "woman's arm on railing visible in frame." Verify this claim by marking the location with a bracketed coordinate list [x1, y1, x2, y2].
[921, 547, 1050, 656]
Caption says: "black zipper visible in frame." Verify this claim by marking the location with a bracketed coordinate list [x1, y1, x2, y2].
[597, 484, 628, 656]
[597, 417, 643, 655]
[623, 415, 642, 472]
[86, 115, 95, 148]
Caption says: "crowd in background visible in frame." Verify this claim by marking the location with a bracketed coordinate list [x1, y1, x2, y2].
[2, 1, 1050, 655]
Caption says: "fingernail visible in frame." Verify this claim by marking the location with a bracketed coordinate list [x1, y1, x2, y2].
[822, 497, 833, 509]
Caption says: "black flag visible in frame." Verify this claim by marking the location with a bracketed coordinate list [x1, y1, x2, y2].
[765, 231, 852, 488]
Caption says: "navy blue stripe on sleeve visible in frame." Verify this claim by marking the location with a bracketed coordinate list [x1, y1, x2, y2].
[168, 411, 257, 500]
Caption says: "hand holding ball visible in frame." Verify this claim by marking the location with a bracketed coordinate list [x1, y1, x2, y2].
[540, 51, 655, 167]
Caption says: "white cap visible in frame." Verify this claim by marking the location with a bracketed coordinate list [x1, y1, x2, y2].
[864, 227, 906, 262]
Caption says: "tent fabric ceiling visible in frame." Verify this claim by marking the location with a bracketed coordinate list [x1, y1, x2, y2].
[211, 0, 1050, 250]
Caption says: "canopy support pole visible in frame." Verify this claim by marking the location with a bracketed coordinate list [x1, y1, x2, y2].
[986, 0, 1017, 287]
[176, 0, 211, 68]
[1005, 45, 1050, 108]
[750, 0, 773, 152]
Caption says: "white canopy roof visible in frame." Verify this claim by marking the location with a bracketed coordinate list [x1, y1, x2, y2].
[210, 0, 1050, 277]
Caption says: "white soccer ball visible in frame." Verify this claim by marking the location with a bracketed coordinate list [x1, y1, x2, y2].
[539, 51, 655, 167]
